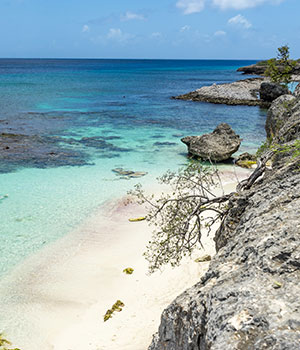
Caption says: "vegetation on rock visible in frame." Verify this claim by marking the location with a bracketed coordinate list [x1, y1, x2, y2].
[129, 163, 230, 272]
[130, 152, 276, 273]
[264, 45, 297, 86]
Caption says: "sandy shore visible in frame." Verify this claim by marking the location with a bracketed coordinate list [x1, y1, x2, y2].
[0, 167, 251, 350]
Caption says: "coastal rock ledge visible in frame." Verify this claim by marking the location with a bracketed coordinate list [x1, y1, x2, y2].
[173, 78, 270, 107]
[181, 123, 241, 162]
[149, 96, 300, 349]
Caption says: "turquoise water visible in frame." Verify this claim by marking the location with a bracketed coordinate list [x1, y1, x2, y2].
[0, 59, 267, 277]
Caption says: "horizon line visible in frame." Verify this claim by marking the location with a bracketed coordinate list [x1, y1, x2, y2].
[0, 57, 261, 61]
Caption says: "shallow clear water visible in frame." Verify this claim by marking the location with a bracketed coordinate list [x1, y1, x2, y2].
[0, 59, 267, 277]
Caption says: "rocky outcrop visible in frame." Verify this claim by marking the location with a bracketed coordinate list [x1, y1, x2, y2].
[149, 96, 300, 350]
[237, 63, 267, 75]
[259, 82, 289, 102]
[181, 123, 241, 162]
[173, 78, 269, 107]
[265, 94, 300, 141]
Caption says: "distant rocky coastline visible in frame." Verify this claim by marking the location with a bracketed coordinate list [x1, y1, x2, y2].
[237, 61, 300, 79]
[149, 87, 300, 349]
[173, 58, 300, 107]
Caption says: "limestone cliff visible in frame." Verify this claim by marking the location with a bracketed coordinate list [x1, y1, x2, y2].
[148, 94, 300, 350]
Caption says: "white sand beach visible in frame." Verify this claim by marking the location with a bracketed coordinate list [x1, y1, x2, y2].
[0, 168, 251, 350]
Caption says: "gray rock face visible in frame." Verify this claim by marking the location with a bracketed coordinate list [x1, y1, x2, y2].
[259, 82, 289, 102]
[149, 97, 300, 350]
[265, 94, 300, 141]
[181, 123, 241, 162]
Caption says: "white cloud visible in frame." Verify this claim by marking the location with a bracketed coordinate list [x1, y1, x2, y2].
[176, 0, 285, 14]
[82, 25, 90, 33]
[151, 32, 162, 38]
[228, 14, 252, 28]
[212, 0, 284, 10]
[107, 28, 122, 39]
[176, 0, 205, 14]
[214, 30, 226, 36]
[121, 11, 145, 21]
[180, 25, 191, 32]
[107, 28, 133, 42]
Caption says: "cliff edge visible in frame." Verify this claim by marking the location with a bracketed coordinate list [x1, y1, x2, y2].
[149, 93, 300, 350]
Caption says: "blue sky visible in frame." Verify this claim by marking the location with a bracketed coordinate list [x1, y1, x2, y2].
[1, 0, 300, 59]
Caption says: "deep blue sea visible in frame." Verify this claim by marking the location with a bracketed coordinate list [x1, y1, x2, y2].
[0, 59, 267, 278]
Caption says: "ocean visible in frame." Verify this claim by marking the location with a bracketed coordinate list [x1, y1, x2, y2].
[0, 59, 267, 279]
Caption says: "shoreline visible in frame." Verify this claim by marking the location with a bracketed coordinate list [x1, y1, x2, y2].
[0, 166, 251, 350]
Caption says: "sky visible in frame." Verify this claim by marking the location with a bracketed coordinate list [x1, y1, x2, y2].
[0, 0, 300, 59]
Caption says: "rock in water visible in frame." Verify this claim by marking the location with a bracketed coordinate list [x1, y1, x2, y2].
[259, 82, 289, 102]
[181, 123, 241, 162]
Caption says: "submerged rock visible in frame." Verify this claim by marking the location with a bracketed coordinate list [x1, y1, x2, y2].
[79, 137, 131, 152]
[112, 168, 148, 179]
[259, 82, 289, 102]
[153, 142, 177, 147]
[0, 131, 132, 173]
[0, 133, 89, 173]
[181, 123, 241, 162]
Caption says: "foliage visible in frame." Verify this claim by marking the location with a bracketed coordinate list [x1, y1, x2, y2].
[123, 267, 134, 274]
[264, 45, 296, 86]
[256, 138, 274, 157]
[129, 162, 231, 273]
[277, 139, 300, 158]
[0, 334, 20, 350]
[256, 59, 269, 66]
[103, 300, 125, 322]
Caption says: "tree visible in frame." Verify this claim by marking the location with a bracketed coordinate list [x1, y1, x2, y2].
[264, 45, 296, 86]
[129, 154, 273, 273]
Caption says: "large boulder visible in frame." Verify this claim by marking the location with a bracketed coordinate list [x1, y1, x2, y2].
[259, 82, 289, 102]
[181, 123, 241, 162]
